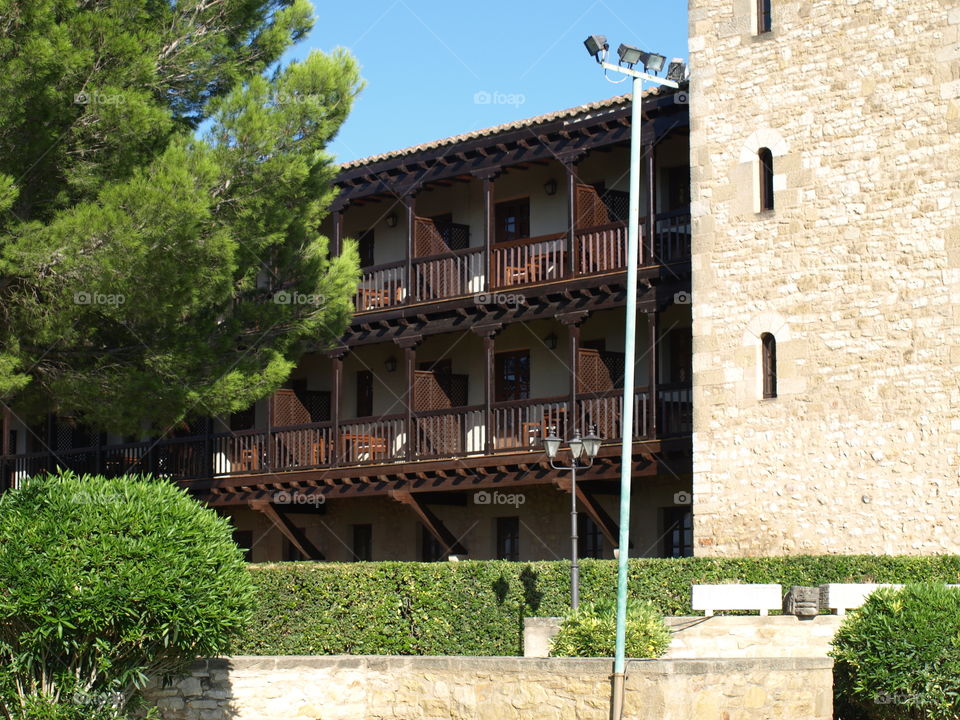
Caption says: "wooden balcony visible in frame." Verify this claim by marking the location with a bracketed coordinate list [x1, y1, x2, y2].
[0, 388, 690, 486]
[351, 210, 691, 315]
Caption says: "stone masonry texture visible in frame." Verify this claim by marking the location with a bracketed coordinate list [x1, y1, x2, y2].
[688, 0, 960, 555]
[143, 655, 833, 720]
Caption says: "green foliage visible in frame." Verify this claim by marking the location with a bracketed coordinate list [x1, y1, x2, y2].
[0, 471, 253, 719]
[237, 555, 960, 656]
[831, 584, 960, 720]
[0, 0, 362, 433]
[549, 599, 670, 658]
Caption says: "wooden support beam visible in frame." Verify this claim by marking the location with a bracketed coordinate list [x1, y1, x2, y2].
[390, 490, 467, 556]
[249, 500, 325, 560]
[575, 485, 624, 549]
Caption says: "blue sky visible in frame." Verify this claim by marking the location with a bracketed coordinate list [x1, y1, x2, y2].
[285, 1, 689, 164]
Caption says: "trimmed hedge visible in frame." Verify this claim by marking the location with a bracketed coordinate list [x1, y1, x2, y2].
[235, 555, 960, 656]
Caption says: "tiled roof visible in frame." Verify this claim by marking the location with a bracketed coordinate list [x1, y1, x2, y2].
[338, 89, 668, 171]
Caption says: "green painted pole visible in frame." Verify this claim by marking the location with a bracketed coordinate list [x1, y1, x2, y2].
[610, 73, 644, 719]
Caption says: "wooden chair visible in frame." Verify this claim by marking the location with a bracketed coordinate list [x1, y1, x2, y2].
[237, 447, 260, 471]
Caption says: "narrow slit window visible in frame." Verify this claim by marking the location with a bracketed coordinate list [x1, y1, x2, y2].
[758, 148, 775, 211]
[757, 0, 772, 34]
[761, 333, 777, 399]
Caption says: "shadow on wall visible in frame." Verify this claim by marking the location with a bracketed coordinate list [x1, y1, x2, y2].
[494, 564, 545, 651]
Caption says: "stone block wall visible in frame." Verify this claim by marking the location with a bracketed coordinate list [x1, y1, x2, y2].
[688, 0, 960, 554]
[144, 655, 833, 720]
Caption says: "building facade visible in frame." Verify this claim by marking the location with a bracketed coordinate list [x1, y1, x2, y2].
[1, 91, 693, 563]
[689, 0, 960, 554]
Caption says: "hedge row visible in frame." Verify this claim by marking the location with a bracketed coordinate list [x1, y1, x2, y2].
[235, 555, 960, 656]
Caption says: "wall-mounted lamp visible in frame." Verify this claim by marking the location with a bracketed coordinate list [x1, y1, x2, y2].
[384, 356, 397, 372]
[385, 213, 398, 228]
[544, 179, 558, 196]
[544, 333, 558, 350]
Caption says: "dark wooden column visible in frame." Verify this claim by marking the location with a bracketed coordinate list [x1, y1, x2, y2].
[395, 336, 421, 461]
[559, 311, 589, 434]
[565, 160, 577, 277]
[472, 323, 502, 453]
[404, 193, 415, 304]
[475, 171, 499, 292]
[264, 393, 274, 471]
[648, 311, 659, 438]
[1, 406, 9, 457]
[331, 206, 343, 257]
[327, 347, 347, 467]
[645, 142, 656, 265]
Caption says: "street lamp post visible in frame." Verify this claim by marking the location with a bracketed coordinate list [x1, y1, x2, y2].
[543, 428, 602, 610]
[582, 35, 684, 720]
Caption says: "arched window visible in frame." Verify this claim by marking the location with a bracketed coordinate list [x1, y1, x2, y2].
[757, 0, 772, 33]
[758, 147, 774, 211]
[761, 333, 777, 399]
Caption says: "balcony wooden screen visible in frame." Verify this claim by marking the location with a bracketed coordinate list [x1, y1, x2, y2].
[577, 348, 613, 394]
[575, 184, 610, 228]
[270, 389, 312, 427]
[413, 370, 451, 411]
[414, 217, 449, 256]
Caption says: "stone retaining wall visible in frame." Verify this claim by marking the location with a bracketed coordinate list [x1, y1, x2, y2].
[145, 655, 832, 720]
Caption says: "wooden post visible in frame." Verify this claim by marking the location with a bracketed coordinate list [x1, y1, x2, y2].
[471, 325, 501, 453]
[265, 393, 274, 471]
[330, 351, 344, 467]
[395, 340, 419, 460]
[649, 311, 659, 438]
[558, 311, 589, 434]
[1, 406, 9, 457]
[645, 142, 656, 265]
[204, 416, 214, 479]
[565, 160, 577, 277]
[479, 172, 497, 292]
[405, 194, 415, 304]
[332, 207, 343, 257]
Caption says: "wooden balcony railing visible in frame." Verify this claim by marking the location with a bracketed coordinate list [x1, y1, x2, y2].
[350, 210, 691, 313]
[490, 233, 567, 289]
[412, 246, 484, 302]
[0, 388, 686, 487]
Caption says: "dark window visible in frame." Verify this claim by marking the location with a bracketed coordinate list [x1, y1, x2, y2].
[284, 534, 305, 562]
[494, 350, 530, 402]
[230, 405, 256, 431]
[662, 507, 693, 558]
[496, 516, 520, 561]
[232, 529, 253, 562]
[357, 229, 375, 267]
[757, 0, 772, 33]
[356, 370, 373, 417]
[666, 329, 692, 385]
[665, 166, 691, 211]
[759, 148, 774, 211]
[351, 524, 372, 561]
[579, 514, 604, 559]
[762, 333, 777, 399]
[421, 525, 444, 562]
[495, 198, 530, 244]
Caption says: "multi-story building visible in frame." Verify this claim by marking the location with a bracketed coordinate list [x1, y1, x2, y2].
[0, 89, 693, 562]
[689, 0, 960, 555]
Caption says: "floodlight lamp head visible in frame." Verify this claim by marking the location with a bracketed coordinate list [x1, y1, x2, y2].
[617, 43, 644, 68]
[641, 51, 667, 74]
[584, 35, 609, 64]
[666, 59, 687, 83]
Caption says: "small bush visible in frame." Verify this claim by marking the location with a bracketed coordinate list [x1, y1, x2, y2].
[0, 471, 253, 719]
[831, 584, 960, 720]
[549, 599, 671, 658]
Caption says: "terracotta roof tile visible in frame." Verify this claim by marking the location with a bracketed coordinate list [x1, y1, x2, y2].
[338, 89, 667, 170]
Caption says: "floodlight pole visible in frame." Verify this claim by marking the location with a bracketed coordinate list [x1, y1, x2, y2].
[597, 61, 678, 720]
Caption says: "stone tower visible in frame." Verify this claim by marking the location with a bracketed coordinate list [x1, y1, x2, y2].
[688, 0, 960, 555]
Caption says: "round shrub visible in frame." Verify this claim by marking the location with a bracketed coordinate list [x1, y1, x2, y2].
[0, 471, 253, 718]
[549, 599, 671, 658]
[831, 584, 960, 720]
